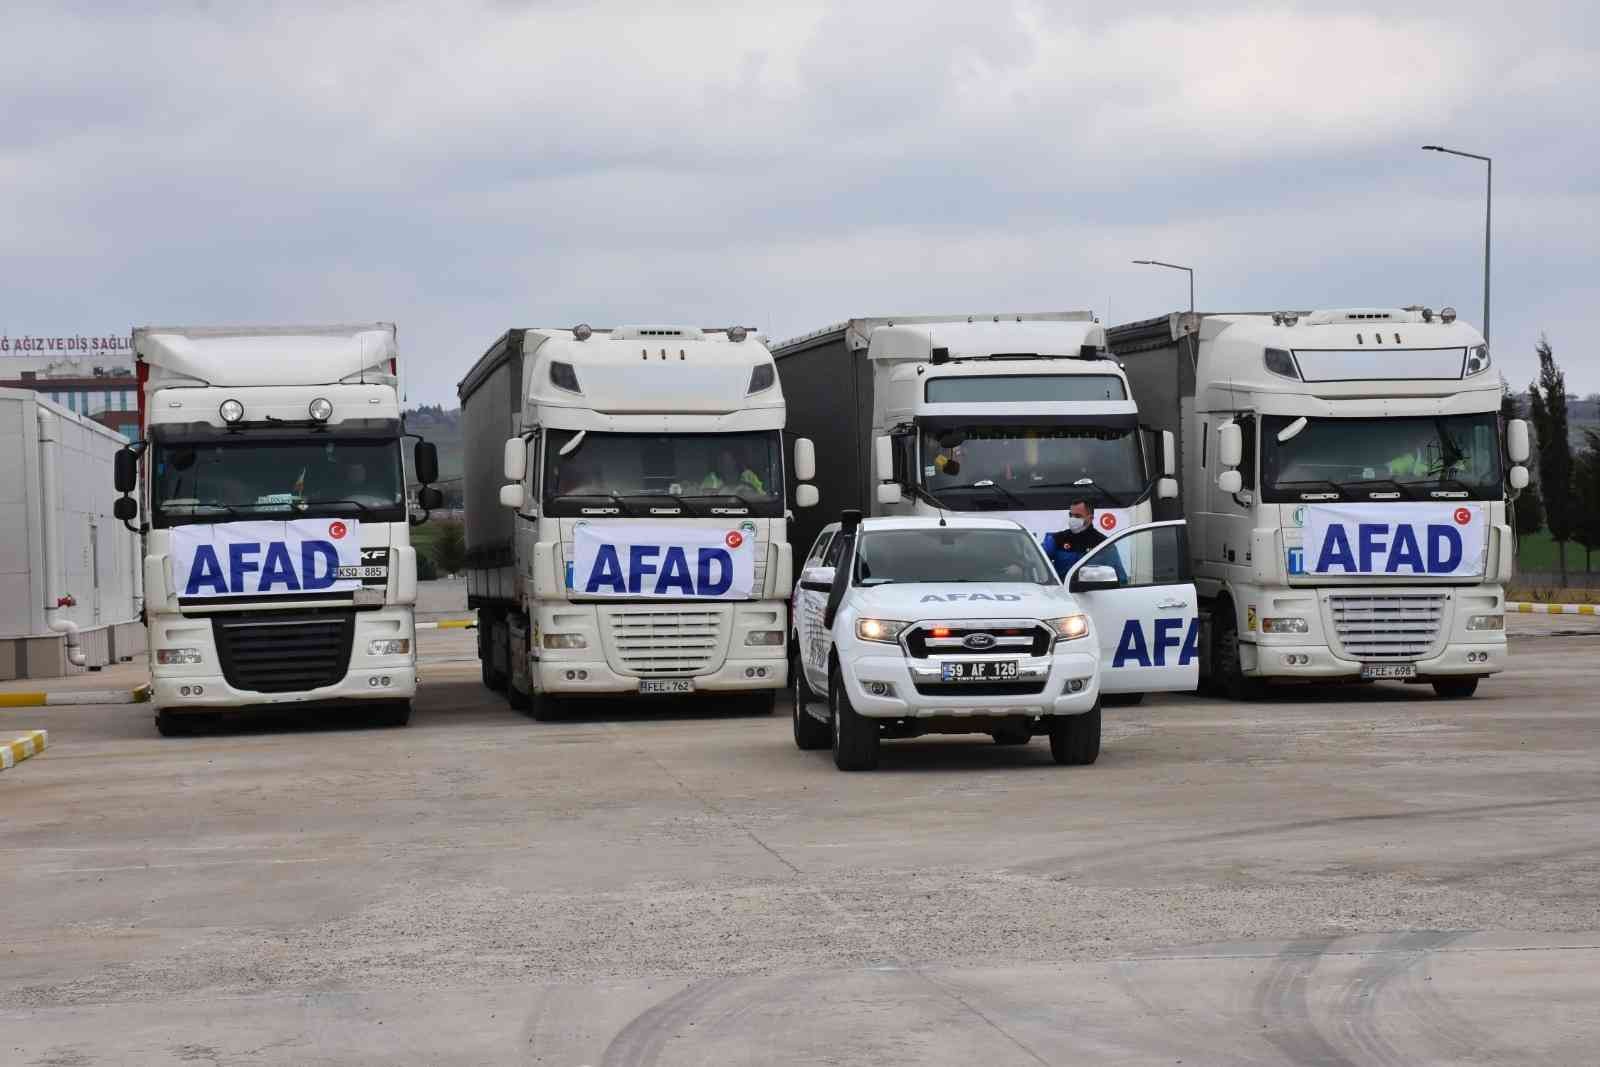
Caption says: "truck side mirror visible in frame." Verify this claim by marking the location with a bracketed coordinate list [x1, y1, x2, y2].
[1157, 477, 1178, 500]
[414, 440, 439, 485]
[503, 437, 526, 482]
[1217, 422, 1243, 469]
[113, 496, 138, 522]
[876, 483, 902, 505]
[794, 437, 816, 483]
[1161, 430, 1177, 478]
[114, 448, 138, 493]
[500, 483, 526, 509]
[1508, 465, 1529, 490]
[1506, 419, 1531, 464]
[418, 486, 444, 511]
[795, 484, 819, 508]
[873, 435, 894, 481]
[1217, 470, 1243, 495]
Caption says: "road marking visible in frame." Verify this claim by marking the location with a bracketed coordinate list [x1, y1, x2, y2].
[1, 729, 47, 770]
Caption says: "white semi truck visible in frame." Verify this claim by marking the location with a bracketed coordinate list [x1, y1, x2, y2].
[772, 313, 1178, 570]
[459, 325, 816, 719]
[112, 324, 444, 735]
[1109, 307, 1531, 699]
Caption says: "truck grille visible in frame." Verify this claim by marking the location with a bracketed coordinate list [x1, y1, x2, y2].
[605, 606, 728, 676]
[212, 611, 355, 693]
[1327, 593, 1446, 661]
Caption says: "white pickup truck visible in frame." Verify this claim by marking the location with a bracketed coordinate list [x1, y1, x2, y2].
[791, 512, 1200, 770]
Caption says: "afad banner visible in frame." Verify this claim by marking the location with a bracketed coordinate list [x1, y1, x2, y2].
[570, 522, 756, 599]
[1302, 504, 1486, 578]
[171, 519, 363, 598]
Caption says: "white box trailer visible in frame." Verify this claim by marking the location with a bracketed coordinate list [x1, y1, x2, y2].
[0, 388, 144, 679]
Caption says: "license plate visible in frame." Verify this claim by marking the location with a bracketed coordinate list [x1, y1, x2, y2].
[337, 566, 388, 579]
[640, 679, 694, 694]
[1361, 664, 1417, 680]
[940, 660, 1019, 683]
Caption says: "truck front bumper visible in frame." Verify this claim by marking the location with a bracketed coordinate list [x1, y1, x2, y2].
[839, 650, 1100, 719]
[151, 666, 417, 711]
[1247, 638, 1506, 680]
[535, 656, 786, 695]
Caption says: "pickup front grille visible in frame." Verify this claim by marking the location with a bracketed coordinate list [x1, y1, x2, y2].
[212, 611, 355, 693]
[605, 605, 727, 676]
[1327, 593, 1447, 661]
[904, 622, 1052, 659]
[912, 681, 1049, 697]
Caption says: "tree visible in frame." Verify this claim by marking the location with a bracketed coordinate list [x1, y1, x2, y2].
[1514, 481, 1544, 538]
[432, 522, 466, 577]
[1528, 335, 1573, 580]
[1573, 431, 1600, 572]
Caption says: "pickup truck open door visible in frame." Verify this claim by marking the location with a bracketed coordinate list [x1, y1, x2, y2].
[1066, 520, 1200, 695]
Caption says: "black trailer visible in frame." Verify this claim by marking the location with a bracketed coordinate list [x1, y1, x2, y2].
[1104, 313, 1202, 523]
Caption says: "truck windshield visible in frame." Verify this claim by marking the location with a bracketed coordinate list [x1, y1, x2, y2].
[544, 430, 783, 517]
[151, 436, 406, 527]
[920, 424, 1145, 508]
[1261, 413, 1503, 502]
[854, 528, 1056, 586]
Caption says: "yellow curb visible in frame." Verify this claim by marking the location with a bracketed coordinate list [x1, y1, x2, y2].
[1507, 603, 1600, 615]
[416, 619, 477, 630]
[0, 692, 49, 708]
[0, 685, 153, 708]
[1, 729, 47, 770]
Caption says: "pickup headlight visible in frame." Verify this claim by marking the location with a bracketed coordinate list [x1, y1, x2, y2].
[155, 648, 203, 665]
[1466, 613, 1504, 631]
[367, 638, 411, 656]
[1261, 617, 1309, 634]
[1048, 614, 1090, 640]
[543, 633, 587, 649]
[856, 618, 909, 643]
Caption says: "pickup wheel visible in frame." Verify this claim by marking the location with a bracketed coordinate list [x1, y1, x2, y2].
[1102, 692, 1144, 707]
[830, 665, 879, 771]
[990, 726, 1032, 746]
[507, 682, 531, 712]
[792, 654, 829, 750]
[1211, 609, 1264, 702]
[1432, 677, 1480, 699]
[1048, 704, 1101, 766]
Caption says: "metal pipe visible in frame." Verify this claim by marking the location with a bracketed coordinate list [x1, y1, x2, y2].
[36, 406, 88, 667]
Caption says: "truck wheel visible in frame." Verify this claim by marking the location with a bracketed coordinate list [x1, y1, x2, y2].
[744, 689, 777, 716]
[372, 700, 412, 727]
[482, 614, 508, 692]
[1432, 677, 1480, 699]
[1212, 610, 1264, 702]
[507, 682, 531, 712]
[793, 653, 830, 750]
[991, 726, 1032, 745]
[155, 711, 197, 737]
[830, 665, 879, 771]
[1048, 704, 1101, 765]
[1103, 692, 1145, 707]
[528, 689, 564, 722]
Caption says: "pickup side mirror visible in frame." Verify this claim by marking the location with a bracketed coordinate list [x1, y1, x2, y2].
[1506, 418, 1531, 465]
[795, 483, 819, 508]
[503, 437, 526, 482]
[499, 483, 526, 509]
[1071, 564, 1122, 591]
[414, 440, 440, 485]
[794, 437, 816, 483]
[800, 564, 835, 589]
[114, 448, 138, 493]
[1217, 469, 1243, 495]
[113, 496, 138, 522]
[1217, 422, 1243, 469]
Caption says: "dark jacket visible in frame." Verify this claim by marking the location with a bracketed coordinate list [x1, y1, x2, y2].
[1047, 523, 1107, 557]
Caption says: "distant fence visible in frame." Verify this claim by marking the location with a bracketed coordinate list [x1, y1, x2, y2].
[1513, 571, 1600, 590]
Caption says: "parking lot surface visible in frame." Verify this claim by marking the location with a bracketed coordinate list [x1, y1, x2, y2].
[2, 592, 1597, 1064]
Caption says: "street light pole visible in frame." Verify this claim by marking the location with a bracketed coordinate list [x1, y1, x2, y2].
[1132, 260, 1195, 314]
[1422, 145, 1492, 345]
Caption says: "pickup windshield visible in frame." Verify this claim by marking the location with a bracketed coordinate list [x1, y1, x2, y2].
[854, 528, 1056, 586]
[1261, 413, 1502, 502]
[544, 430, 783, 517]
[920, 423, 1145, 509]
[151, 436, 405, 527]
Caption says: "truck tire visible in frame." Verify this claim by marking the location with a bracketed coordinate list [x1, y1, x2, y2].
[155, 711, 198, 737]
[830, 665, 879, 771]
[793, 653, 830, 750]
[507, 682, 531, 712]
[1211, 608, 1264, 702]
[372, 700, 412, 727]
[1048, 704, 1101, 765]
[528, 689, 564, 722]
[481, 613, 508, 692]
[991, 726, 1032, 745]
[1432, 677, 1480, 699]
[1102, 692, 1145, 707]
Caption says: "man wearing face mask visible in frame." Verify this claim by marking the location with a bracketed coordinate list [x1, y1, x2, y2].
[1042, 499, 1118, 581]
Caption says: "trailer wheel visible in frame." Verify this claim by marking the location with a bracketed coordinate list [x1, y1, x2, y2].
[1432, 677, 1480, 699]
[481, 612, 508, 692]
[830, 666, 879, 771]
[792, 652, 829, 750]
[1211, 608, 1264, 702]
[1048, 704, 1101, 765]
[155, 711, 198, 737]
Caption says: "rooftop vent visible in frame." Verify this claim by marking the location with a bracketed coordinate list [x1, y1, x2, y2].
[610, 326, 707, 341]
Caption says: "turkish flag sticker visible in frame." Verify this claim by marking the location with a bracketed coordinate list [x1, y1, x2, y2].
[725, 530, 744, 549]
[329, 521, 349, 540]
[1453, 507, 1472, 526]
[1098, 513, 1117, 532]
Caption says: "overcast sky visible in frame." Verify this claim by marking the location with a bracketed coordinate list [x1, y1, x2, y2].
[3, 1, 1595, 405]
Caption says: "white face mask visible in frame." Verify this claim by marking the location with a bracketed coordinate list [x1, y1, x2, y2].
[1067, 516, 1088, 533]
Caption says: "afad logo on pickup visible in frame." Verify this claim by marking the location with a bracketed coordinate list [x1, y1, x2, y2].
[1112, 617, 1199, 668]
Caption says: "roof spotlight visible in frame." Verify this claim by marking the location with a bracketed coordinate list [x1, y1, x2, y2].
[1440, 306, 1457, 324]
[573, 323, 593, 341]
[219, 399, 245, 424]
[1281, 312, 1299, 326]
[727, 325, 748, 343]
[308, 397, 333, 422]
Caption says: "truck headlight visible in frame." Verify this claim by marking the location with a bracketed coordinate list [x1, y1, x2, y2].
[856, 618, 908, 643]
[1466, 613, 1504, 631]
[744, 630, 785, 646]
[156, 648, 203, 665]
[543, 633, 587, 649]
[1464, 344, 1491, 376]
[1261, 617, 1309, 634]
[1048, 614, 1090, 640]
[367, 638, 411, 656]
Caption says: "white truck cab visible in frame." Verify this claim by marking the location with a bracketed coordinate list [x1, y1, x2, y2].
[791, 512, 1199, 770]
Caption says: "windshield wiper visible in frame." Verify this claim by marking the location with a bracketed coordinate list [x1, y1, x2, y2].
[1273, 478, 1347, 497]
[1338, 478, 1415, 499]
[622, 492, 700, 516]
[935, 480, 1026, 508]
[296, 498, 374, 513]
[683, 492, 754, 509]
[1027, 480, 1129, 507]
[560, 492, 634, 515]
